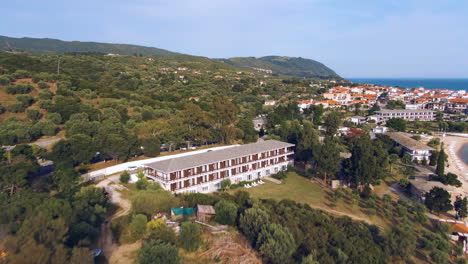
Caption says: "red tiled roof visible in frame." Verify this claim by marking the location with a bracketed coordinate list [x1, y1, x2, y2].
[451, 222, 468, 234]
[449, 98, 468, 104]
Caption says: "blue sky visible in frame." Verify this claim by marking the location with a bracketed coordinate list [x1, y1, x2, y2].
[1, 0, 467, 78]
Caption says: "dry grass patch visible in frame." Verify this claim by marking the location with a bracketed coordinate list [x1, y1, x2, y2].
[180, 231, 261, 264]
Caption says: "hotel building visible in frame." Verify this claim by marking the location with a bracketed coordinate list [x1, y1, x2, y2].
[386, 132, 433, 161]
[375, 109, 435, 122]
[142, 140, 295, 193]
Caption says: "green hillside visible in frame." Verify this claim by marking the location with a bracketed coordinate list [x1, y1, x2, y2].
[0, 36, 341, 79]
[0, 35, 176, 56]
[218, 56, 340, 79]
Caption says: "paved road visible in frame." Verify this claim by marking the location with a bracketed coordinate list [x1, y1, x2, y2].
[32, 138, 62, 148]
[84, 145, 238, 180]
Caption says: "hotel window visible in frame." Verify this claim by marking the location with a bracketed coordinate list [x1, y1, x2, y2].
[266, 169, 271, 175]
[202, 186, 208, 192]
[257, 172, 261, 177]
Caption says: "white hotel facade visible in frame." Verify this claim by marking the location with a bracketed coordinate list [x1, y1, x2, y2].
[375, 109, 435, 122]
[142, 140, 295, 194]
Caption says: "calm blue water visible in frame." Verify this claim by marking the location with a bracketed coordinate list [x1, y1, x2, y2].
[460, 144, 468, 165]
[348, 78, 468, 91]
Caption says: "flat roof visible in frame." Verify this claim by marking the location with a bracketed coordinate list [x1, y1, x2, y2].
[410, 176, 459, 193]
[376, 109, 434, 113]
[144, 140, 294, 173]
[385, 132, 433, 151]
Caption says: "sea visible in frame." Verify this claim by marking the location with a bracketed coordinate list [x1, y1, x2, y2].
[460, 144, 468, 166]
[348, 78, 468, 91]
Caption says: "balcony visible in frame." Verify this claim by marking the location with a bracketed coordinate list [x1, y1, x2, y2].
[156, 151, 294, 186]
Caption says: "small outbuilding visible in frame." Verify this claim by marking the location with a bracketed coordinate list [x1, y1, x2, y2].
[196, 204, 216, 222]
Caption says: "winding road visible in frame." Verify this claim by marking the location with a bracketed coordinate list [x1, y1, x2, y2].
[96, 174, 134, 263]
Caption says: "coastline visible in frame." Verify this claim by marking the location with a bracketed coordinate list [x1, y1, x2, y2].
[348, 78, 468, 91]
[458, 143, 468, 166]
[442, 135, 468, 179]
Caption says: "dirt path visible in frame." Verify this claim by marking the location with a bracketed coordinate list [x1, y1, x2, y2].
[96, 175, 134, 263]
[109, 241, 142, 264]
[264, 176, 281, 184]
[312, 205, 376, 226]
[96, 175, 132, 218]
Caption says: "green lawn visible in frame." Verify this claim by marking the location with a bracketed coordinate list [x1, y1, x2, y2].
[242, 172, 328, 204]
[236, 172, 393, 228]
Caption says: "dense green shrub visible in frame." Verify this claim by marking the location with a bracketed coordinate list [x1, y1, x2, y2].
[0, 76, 10, 85]
[26, 108, 42, 121]
[146, 219, 176, 244]
[272, 171, 287, 180]
[47, 112, 62, 124]
[6, 84, 34, 94]
[257, 223, 295, 264]
[137, 240, 181, 264]
[39, 89, 54, 100]
[37, 81, 50, 89]
[214, 200, 238, 225]
[7, 102, 26, 113]
[120, 171, 130, 184]
[16, 94, 35, 106]
[131, 189, 179, 216]
[183, 193, 220, 207]
[38, 99, 53, 110]
[12, 70, 30, 79]
[130, 214, 147, 241]
[142, 137, 161, 157]
[178, 222, 202, 252]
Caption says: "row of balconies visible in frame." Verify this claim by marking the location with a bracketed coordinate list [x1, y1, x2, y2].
[168, 151, 293, 179]
[145, 154, 291, 183]
[161, 154, 292, 183]
[169, 160, 291, 192]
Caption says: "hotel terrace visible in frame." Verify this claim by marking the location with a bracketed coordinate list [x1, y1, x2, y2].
[142, 140, 295, 194]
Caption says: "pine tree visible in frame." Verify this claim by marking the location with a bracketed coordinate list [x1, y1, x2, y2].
[436, 144, 446, 177]
[454, 196, 468, 219]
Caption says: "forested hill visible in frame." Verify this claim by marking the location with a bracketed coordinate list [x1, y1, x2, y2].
[218, 56, 340, 79]
[0, 36, 341, 79]
[0, 35, 176, 56]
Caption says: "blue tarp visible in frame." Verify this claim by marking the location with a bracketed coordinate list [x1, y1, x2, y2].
[171, 207, 195, 216]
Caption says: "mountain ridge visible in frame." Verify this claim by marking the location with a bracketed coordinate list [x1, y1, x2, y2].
[0, 35, 340, 79]
[0, 35, 176, 56]
[217, 56, 340, 79]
